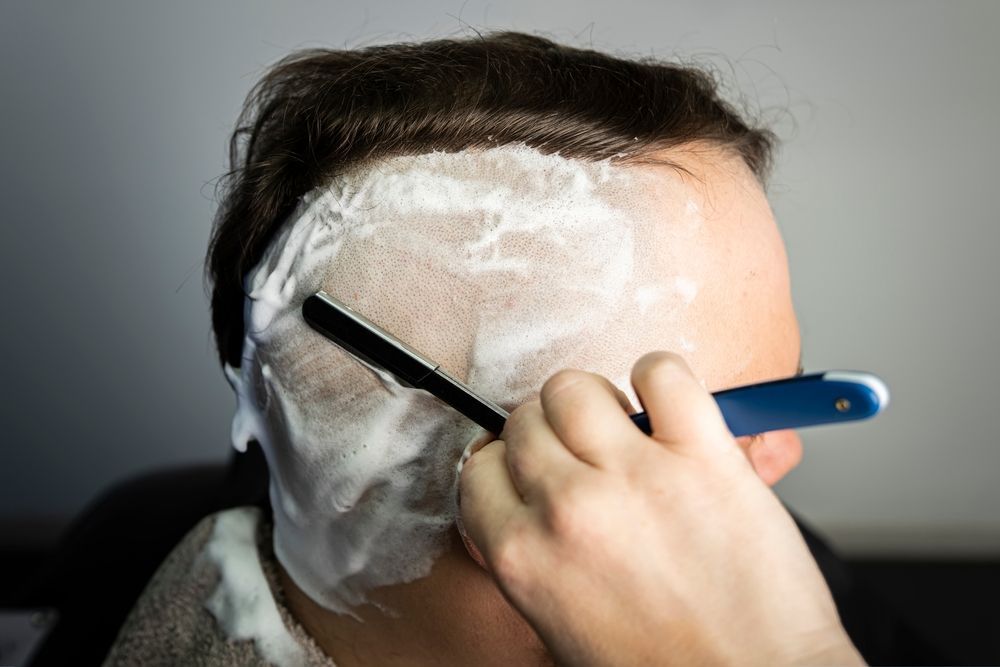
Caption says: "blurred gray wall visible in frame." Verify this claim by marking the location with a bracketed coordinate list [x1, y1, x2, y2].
[1, 0, 997, 556]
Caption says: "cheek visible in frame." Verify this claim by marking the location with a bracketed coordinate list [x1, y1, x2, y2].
[742, 429, 803, 487]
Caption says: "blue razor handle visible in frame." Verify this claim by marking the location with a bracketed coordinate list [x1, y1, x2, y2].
[303, 291, 889, 438]
[629, 371, 889, 437]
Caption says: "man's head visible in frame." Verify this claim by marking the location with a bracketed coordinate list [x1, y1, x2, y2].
[207, 32, 800, 614]
[208, 31, 775, 370]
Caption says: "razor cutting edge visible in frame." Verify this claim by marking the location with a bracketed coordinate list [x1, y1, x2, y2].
[302, 291, 889, 437]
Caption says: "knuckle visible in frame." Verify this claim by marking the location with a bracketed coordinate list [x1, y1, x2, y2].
[542, 482, 594, 540]
[501, 403, 541, 452]
[545, 503, 583, 541]
[505, 445, 535, 486]
[503, 401, 539, 435]
[489, 522, 532, 589]
[541, 368, 590, 402]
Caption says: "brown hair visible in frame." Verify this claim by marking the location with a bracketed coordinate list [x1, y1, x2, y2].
[206, 31, 776, 368]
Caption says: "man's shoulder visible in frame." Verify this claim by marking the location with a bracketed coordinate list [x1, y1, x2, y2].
[102, 507, 332, 667]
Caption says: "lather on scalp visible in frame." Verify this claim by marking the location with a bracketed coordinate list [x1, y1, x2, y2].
[223, 144, 706, 616]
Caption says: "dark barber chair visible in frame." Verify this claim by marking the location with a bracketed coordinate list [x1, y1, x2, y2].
[13, 441, 946, 667]
[12, 444, 270, 667]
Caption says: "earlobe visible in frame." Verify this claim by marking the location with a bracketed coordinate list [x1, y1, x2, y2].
[743, 430, 803, 487]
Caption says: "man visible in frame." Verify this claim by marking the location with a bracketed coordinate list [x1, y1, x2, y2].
[105, 32, 863, 665]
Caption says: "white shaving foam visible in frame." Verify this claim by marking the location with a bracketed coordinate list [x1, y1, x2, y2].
[224, 145, 705, 614]
[203, 507, 308, 666]
[673, 276, 700, 304]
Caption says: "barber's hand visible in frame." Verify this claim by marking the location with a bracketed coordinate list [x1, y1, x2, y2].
[459, 352, 863, 667]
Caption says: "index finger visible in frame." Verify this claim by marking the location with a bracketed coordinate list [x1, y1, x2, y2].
[539, 369, 643, 469]
[630, 351, 734, 455]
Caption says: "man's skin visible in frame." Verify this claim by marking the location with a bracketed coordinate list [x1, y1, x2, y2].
[281, 146, 811, 666]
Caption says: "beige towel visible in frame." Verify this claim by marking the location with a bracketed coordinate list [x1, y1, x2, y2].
[103, 507, 336, 666]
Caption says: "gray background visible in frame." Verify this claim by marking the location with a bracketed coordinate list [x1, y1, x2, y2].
[1, 1, 997, 556]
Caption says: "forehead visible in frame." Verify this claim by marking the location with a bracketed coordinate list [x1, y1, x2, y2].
[279, 146, 795, 405]
[635, 150, 799, 387]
